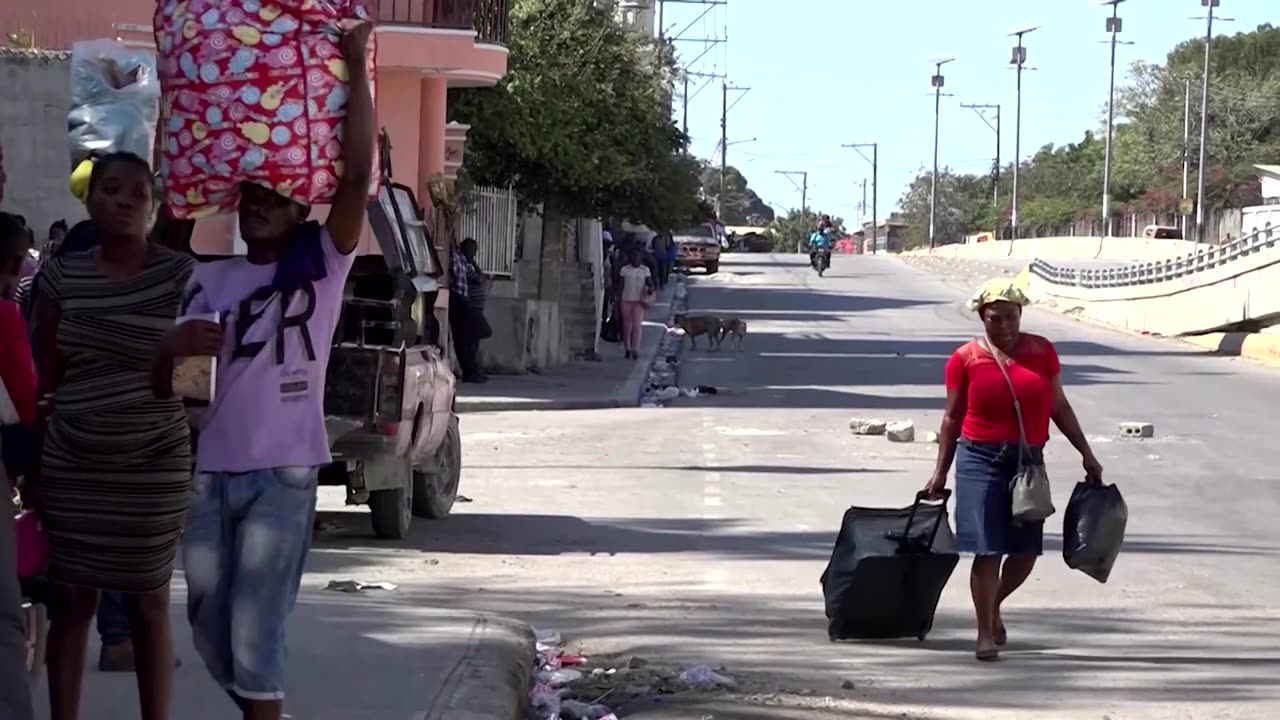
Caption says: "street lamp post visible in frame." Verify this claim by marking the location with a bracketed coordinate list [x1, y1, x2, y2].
[1100, 1, 1133, 242]
[929, 58, 955, 250]
[1194, 0, 1230, 244]
[1009, 27, 1038, 244]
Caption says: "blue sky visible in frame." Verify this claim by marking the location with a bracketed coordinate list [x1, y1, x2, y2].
[664, 0, 1275, 226]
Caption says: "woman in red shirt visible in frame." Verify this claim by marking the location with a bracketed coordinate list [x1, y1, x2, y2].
[924, 280, 1102, 662]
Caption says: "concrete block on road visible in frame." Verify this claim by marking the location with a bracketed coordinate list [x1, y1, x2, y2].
[925, 431, 939, 444]
[886, 420, 916, 443]
[1119, 421, 1155, 439]
[849, 418, 887, 436]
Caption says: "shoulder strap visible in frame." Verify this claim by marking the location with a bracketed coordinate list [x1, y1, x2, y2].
[977, 337, 1030, 467]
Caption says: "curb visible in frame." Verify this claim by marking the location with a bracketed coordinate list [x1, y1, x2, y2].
[1178, 332, 1280, 367]
[455, 396, 626, 413]
[455, 282, 679, 413]
[899, 255, 1280, 362]
[423, 613, 536, 720]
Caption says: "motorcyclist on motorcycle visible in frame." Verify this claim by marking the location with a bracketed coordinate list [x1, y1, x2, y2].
[808, 227, 834, 269]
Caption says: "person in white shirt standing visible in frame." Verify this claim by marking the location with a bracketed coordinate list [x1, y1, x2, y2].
[617, 246, 654, 359]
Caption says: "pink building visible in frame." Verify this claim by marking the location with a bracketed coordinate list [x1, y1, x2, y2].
[0, 0, 511, 253]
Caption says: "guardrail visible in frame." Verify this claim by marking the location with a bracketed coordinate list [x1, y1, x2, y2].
[1029, 226, 1279, 289]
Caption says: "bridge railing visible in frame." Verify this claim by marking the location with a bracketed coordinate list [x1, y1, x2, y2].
[1029, 227, 1280, 290]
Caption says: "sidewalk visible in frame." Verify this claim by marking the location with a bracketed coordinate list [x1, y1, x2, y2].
[456, 283, 676, 412]
[37, 578, 535, 720]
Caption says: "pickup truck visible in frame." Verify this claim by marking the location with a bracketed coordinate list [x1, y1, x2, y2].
[321, 175, 460, 539]
[674, 222, 722, 274]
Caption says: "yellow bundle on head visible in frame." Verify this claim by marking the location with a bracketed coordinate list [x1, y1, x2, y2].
[967, 278, 1030, 312]
[69, 158, 95, 205]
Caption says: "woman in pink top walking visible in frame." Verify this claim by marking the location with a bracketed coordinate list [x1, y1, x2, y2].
[617, 246, 654, 359]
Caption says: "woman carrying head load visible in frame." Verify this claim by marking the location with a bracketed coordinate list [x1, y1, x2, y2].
[923, 279, 1102, 662]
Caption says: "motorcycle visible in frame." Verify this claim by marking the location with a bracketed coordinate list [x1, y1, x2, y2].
[810, 248, 832, 277]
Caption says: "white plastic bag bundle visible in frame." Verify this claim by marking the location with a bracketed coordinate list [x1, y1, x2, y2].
[67, 40, 161, 169]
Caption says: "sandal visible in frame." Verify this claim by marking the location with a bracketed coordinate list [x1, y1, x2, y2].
[994, 623, 1007, 647]
[975, 647, 1000, 662]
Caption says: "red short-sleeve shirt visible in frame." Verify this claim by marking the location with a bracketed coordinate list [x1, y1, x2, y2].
[944, 334, 1061, 445]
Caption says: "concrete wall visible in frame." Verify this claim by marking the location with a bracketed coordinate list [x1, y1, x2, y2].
[0, 49, 88, 236]
[480, 295, 569, 374]
[1027, 233, 1280, 336]
[913, 236, 1214, 262]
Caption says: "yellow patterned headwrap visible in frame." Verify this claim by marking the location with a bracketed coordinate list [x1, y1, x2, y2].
[966, 277, 1030, 312]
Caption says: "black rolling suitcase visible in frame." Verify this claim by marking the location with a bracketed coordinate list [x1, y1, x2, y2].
[820, 491, 959, 641]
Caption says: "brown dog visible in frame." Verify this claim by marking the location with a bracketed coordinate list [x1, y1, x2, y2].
[673, 313, 723, 350]
[716, 317, 747, 351]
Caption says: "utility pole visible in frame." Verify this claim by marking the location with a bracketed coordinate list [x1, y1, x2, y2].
[682, 69, 725, 142]
[719, 80, 727, 215]
[1192, 0, 1232, 244]
[860, 178, 867, 224]
[715, 82, 749, 216]
[1009, 27, 1038, 242]
[1181, 76, 1192, 238]
[776, 171, 807, 253]
[961, 103, 1001, 207]
[844, 142, 879, 254]
[929, 58, 955, 250]
[681, 73, 689, 138]
[1100, 0, 1132, 240]
[775, 171, 808, 213]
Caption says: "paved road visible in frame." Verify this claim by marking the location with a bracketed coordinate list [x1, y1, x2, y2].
[310, 253, 1280, 719]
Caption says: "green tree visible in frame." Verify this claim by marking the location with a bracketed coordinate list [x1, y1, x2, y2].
[450, 0, 702, 231]
[897, 167, 994, 249]
[769, 209, 845, 252]
[1118, 23, 1280, 210]
[700, 165, 775, 225]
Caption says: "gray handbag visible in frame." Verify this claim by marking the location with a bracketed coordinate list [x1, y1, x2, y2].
[981, 338, 1055, 524]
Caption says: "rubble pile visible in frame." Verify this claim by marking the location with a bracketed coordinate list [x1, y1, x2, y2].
[849, 417, 936, 444]
[529, 630, 737, 719]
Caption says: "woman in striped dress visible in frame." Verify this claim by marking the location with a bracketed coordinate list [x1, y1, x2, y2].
[30, 152, 220, 720]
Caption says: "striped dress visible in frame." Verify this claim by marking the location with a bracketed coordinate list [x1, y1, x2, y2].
[38, 248, 195, 593]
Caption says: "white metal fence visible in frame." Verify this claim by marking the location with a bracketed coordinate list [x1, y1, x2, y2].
[460, 186, 519, 276]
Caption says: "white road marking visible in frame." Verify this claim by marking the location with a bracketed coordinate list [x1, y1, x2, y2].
[716, 427, 785, 436]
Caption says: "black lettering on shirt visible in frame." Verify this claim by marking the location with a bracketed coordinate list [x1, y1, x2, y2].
[231, 285, 275, 360]
[230, 282, 318, 365]
[277, 282, 316, 364]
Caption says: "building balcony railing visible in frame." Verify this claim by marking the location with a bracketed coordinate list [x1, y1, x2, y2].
[375, 0, 510, 45]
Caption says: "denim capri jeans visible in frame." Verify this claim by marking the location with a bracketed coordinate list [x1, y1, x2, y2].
[954, 439, 1044, 556]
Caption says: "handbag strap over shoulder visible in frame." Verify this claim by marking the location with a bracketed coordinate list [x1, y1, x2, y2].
[978, 337, 1030, 467]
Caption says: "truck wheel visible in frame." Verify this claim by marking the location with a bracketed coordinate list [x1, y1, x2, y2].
[369, 482, 412, 540]
[705, 261, 719, 275]
[412, 416, 461, 518]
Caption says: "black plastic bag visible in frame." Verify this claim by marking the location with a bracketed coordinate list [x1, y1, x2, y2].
[1062, 479, 1128, 583]
[600, 314, 619, 343]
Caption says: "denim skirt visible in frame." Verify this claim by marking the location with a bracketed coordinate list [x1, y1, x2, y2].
[954, 439, 1045, 556]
